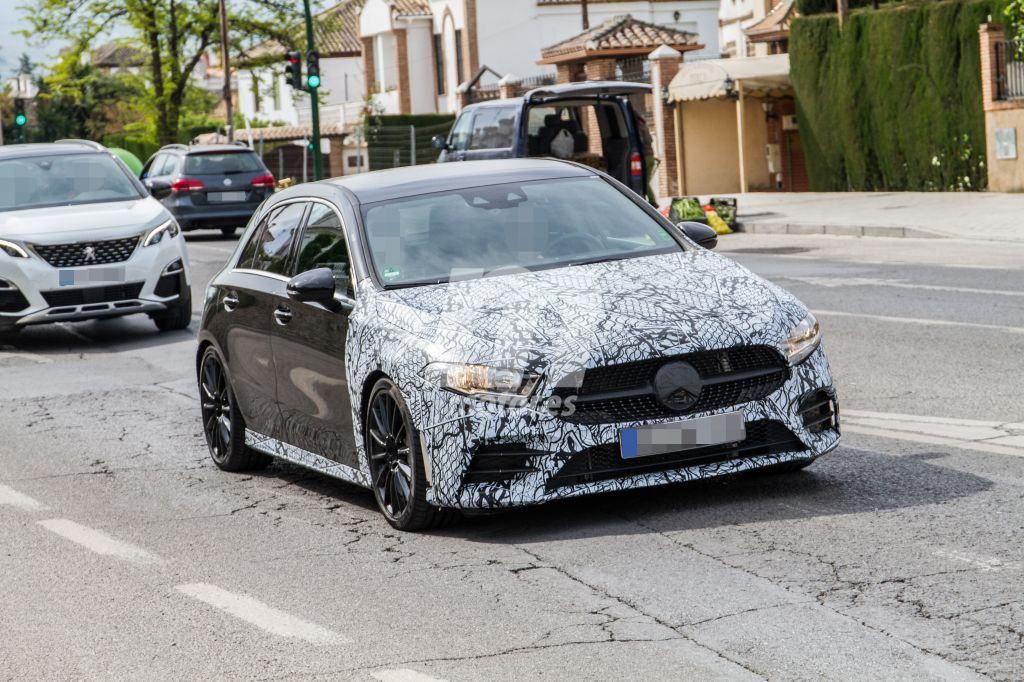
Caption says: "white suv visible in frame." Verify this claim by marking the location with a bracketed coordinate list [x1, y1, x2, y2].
[0, 141, 192, 335]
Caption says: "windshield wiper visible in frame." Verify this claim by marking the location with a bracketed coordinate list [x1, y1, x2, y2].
[568, 254, 631, 267]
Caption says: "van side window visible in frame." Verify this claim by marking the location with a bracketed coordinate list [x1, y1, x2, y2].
[448, 113, 474, 151]
[468, 106, 517, 150]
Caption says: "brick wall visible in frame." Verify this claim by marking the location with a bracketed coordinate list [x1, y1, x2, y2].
[362, 37, 375, 97]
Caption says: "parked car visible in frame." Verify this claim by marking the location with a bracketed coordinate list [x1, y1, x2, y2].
[0, 141, 192, 334]
[434, 81, 654, 201]
[196, 159, 839, 531]
[140, 144, 276, 236]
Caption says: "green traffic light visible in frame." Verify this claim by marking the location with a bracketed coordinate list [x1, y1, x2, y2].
[307, 74, 321, 89]
[15, 114, 27, 126]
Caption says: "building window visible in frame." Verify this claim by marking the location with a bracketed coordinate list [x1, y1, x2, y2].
[455, 29, 464, 85]
[433, 33, 446, 95]
[347, 155, 360, 168]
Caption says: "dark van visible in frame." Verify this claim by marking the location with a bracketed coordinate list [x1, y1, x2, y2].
[433, 81, 653, 201]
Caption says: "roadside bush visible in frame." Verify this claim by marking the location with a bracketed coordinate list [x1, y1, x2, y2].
[790, 0, 1000, 190]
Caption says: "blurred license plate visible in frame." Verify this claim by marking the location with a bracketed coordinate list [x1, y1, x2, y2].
[209, 191, 246, 203]
[619, 411, 745, 459]
[59, 266, 126, 287]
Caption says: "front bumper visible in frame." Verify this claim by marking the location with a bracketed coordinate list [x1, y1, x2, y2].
[412, 346, 840, 509]
[0, 235, 191, 329]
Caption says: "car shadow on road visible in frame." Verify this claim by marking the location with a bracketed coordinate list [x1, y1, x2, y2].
[0, 316, 198, 355]
[440, 444, 993, 543]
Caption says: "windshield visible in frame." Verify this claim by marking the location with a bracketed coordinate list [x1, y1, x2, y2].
[0, 152, 144, 212]
[361, 176, 682, 288]
[185, 152, 264, 175]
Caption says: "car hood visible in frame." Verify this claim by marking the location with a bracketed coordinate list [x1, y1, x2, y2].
[370, 249, 809, 378]
[0, 198, 169, 244]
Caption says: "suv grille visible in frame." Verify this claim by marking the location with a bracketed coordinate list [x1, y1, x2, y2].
[546, 420, 804, 490]
[551, 346, 789, 425]
[42, 282, 144, 308]
[32, 236, 140, 268]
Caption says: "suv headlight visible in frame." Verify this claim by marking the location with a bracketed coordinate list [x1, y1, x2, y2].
[142, 219, 180, 247]
[781, 312, 821, 365]
[0, 239, 29, 258]
[424, 362, 540, 405]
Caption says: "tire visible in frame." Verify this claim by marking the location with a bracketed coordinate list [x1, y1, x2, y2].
[220, 227, 237, 237]
[153, 288, 192, 332]
[198, 348, 270, 472]
[365, 378, 457, 531]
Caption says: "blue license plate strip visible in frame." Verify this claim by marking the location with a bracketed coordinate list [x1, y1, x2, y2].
[619, 411, 745, 459]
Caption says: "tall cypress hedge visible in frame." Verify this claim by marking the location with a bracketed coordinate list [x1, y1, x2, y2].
[790, 0, 1001, 190]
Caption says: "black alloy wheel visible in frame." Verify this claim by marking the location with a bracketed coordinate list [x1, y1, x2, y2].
[198, 348, 269, 472]
[365, 378, 455, 531]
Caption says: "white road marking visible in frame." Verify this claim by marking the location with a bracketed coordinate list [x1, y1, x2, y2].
[372, 670, 448, 682]
[787, 275, 1024, 298]
[0, 484, 47, 511]
[814, 309, 1024, 335]
[176, 583, 349, 645]
[933, 549, 1021, 572]
[37, 519, 162, 565]
[842, 410, 1024, 458]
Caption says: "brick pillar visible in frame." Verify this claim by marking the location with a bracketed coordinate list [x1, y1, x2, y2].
[362, 37, 376, 97]
[455, 83, 471, 111]
[583, 58, 617, 154]
[649, 45, 684, 199]
[980, 23, 1005, 110]
[463, 0, 480, 78]
[498, 74, 521, 100]
[394, 28, 411, 114]
[555, 64, 573, 84]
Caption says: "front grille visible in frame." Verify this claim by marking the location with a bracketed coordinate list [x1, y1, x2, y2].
[546, 420, 804, 490]
[552, 346, 789, 424]
[32, 235, 140, 268]
[463, 443, 543, 486]
[799, 389, 839, 434]
[42, 282, 144, 308]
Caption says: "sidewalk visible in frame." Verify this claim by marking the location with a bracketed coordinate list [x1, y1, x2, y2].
[729, 192, 1024, 242]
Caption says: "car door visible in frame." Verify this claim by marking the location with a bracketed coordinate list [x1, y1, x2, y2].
[271, 201, 359, 470]
[220, 201, 308, 440]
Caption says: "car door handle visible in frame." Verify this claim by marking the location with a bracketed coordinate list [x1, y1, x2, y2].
[222, 293, 239, 312]
[273, 306, 292, 325]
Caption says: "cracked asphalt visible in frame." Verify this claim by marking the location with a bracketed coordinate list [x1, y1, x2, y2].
[1, 232, 1023, 680]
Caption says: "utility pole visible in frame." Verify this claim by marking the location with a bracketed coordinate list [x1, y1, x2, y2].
[302, 0, 323, 180]
[837, 0, 849, 28]
[218, 0, 234, 142]
[581, 0, 589, 29]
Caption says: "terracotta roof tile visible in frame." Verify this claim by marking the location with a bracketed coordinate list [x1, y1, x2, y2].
[745, 0, 796, 39]
[541, 14, 699, 60]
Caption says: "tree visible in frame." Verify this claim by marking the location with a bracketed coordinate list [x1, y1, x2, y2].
[24, 1, 318, 144]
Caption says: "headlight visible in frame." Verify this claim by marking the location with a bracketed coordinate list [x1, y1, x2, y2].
[781, 312, 821, 365]
[142, 219, 180, 247]
[424, 362, 540, 405]
[0, 239, 29, 258]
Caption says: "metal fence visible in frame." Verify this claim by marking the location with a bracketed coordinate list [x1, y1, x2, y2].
[995, 40, 1024, 101]
[614, 56, 651, 84]
[366, 120, 455, 170]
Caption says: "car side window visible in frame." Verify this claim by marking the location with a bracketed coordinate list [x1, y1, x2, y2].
[159, 154, 179, 176]
[448, 112, 474, 151]
[468, 106, 517, 150]
[250, 202, 307, 275]
[143, 154, 166, 179]
[294, 203, 352, 295]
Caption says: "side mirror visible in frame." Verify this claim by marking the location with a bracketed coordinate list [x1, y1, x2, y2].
[145, 179, 171, 197]
[431, 135, 449, 151]
[677, 221, 718, 250]
[287, 267, 339, 308]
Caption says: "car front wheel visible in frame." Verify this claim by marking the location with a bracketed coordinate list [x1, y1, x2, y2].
[365, 378, 455, 531]
[153, 288, 192, 332]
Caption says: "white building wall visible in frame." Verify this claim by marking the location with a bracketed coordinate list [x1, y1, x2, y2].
[720, 0, 767, 57]
[404, 20, 438, 113]
[238, 55, 364, 127]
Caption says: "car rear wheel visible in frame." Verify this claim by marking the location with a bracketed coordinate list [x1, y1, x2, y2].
[153, 289, 192, 332]
[365, 378, 456, 531]
[199, 348, 270, 472]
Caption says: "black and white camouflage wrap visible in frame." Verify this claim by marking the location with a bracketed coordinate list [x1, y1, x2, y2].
[338, 247, 839, 509]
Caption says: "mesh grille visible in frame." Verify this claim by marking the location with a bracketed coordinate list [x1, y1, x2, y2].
[32, 236, 140, 268]
[42, 282, 144, 308]
[546, 420, 803, 490]
[552, 346, 788, 425]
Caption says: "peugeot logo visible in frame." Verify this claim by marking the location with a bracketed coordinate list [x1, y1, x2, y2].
[82, 246, 97, 263]
[653, 361, 702, 411]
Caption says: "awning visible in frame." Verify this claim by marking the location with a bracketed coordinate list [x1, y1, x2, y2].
[667, 54, 791, 102]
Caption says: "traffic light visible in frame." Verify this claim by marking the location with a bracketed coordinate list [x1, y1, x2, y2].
[284, 51, 302, 90]
[14, 100, 26, 128]
[306, 50, 320, 90]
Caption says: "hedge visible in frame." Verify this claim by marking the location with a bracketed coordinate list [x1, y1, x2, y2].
[790, 0, 1001, 191]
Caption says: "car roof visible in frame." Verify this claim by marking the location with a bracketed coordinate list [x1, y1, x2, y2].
[321, 158, 594, 204]
[0, 143, 107, 160]
[168, 144, 257, 155]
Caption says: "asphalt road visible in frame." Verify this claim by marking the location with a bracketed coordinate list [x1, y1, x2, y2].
[1, 231, 1023, 680]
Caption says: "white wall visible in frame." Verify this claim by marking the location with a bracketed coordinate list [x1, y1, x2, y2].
[720, 0, 767, 58]
[404, 20, 438, 113]
[239, 55, 365, 126]
[238, 69, 299, 125]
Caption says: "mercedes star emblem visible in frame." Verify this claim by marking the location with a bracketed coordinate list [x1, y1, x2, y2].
[653, 361, 702, 411]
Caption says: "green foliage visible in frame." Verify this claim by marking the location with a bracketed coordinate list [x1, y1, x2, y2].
[790, 0, 999, 191]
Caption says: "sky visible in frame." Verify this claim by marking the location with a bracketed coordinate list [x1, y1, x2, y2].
[0, 0, 65, 77]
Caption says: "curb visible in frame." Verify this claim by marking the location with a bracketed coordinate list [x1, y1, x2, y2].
[737, 221, 945, 239]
